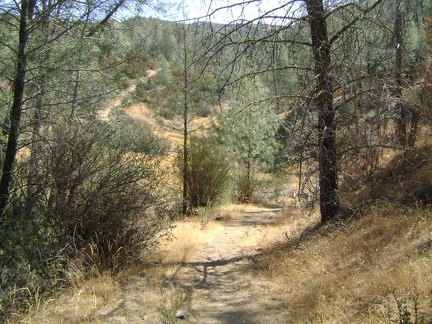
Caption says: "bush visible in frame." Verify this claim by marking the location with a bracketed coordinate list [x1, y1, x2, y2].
[113, 116, 170, 156]
[0, 117, 170, 320]
[177, 137, 230, 213]
[236, 174, 255, 204]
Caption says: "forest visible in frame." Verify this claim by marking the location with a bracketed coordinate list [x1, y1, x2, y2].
[0, 0, 431, 322]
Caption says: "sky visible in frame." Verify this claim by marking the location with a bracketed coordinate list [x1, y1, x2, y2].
[118, 0, 302, 25]
[177, 0, 291, 23]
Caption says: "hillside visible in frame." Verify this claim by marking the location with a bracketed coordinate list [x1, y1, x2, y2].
[14, 143, 432, 323]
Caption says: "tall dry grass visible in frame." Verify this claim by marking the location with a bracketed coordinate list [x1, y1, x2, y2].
[12, 274, 123, 324]
[12, 177, 432, 323]
[258, 204, 432, 323]
[148, 216, 225, 265]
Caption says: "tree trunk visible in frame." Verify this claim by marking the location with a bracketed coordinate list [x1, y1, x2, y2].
[394, 0, 408, 148]
[394, 0, 419, 149]
[182, 26, 189, 215]
[305, 0, 340, 222]
[0, 0, 33, 219]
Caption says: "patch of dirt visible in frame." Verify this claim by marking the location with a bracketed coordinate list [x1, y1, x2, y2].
[100, 206, 312, 324]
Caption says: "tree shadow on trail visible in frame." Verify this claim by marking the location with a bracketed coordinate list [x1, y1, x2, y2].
[170, 254, 263, 323]
[178, 253, 260, 288]
[158, 208, 325, 323]
[205, 309, 262, 324]
[224, 208, 284, 226]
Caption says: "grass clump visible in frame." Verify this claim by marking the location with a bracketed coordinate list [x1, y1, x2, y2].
[158, 285, 186, 324]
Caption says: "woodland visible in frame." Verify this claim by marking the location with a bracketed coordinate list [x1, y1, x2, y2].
[0, 0, 432, 321]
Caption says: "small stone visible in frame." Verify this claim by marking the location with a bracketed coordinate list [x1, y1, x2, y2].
[175, 310, 186, 319]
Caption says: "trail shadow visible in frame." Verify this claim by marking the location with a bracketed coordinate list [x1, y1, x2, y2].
[173, 255, 262, 323]
[178, 253, 260, 288]
[180, 254, 259, 268]
[225, 208, 284, 226]
[160, 206, 321, 323]
[205, 309, 261, 324]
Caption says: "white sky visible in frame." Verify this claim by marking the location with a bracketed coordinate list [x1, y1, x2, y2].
[122, 0, 302, 25]
[178, 0, 291, 23]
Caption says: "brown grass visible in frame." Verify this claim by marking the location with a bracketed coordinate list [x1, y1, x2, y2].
[258, 205, 432, 323]
[211, 203, 257, 221]
[16, 274, 123, 324]
[15, 139, 432, 323]
[16, 201, 432, 323]
[147, 204, 289, 264]
[148, 217, 224, 264]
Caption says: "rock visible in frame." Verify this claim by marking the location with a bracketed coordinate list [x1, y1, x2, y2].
[175, 310, 186, 319]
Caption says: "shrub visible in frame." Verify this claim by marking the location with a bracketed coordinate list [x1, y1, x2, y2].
[236, 174, 255, 203]
[176, 137, 230, 213]
[0, 117, 170, 320]
[384, 291, 432, 324]
[113, 116, 170, 156]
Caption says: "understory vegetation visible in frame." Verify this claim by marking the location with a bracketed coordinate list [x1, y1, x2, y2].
[0, 117, 171, 320]
[259, 205, 432, 323]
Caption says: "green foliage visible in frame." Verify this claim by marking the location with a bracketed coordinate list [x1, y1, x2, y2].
[1, 0, 431, 318]
[151, 56, 173, 89]
[384, 291, 432, 324]
[210, 78, 280, 202]
[0, 89, 10, 147]
[0, 117, 170, 321]
[177, 137, 230, 213]
[0, 14, 18, 82]
[112, 115, 170, 156]
[129, 24, 219, 120]
[214, 79, 280, 168]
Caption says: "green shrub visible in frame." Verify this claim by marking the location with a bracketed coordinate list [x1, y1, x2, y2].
[177, 137, 230, 213]
[113, 116, 170, 156]
[0, 117, 170, 321]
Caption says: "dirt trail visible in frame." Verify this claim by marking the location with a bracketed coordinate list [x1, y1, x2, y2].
[173, 208, 286, 323]
[101, 206, 303, 324]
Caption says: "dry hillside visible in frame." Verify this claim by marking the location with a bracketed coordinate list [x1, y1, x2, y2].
[12, 90, 432, 324]
[14, 143, 432, 323]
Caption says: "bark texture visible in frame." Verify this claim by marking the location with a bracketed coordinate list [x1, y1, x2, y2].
[0, 0, 33, 219]
[305, 0, 340, 222]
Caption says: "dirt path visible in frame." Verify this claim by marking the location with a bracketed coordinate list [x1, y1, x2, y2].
[100, 206, 303, 324]
[172, 208, 286, 323]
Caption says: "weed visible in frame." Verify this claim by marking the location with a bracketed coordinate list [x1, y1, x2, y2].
[158, 285, 185, 324]
[384, 291, 432, 324]
[196, 204, 212, 227]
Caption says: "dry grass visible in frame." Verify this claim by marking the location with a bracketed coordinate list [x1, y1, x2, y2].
[148, 217, 224, 264]
[239, 207, 319, 251]
[15, 200, 432, 323]
[258, 205, 432, 323]
[211, 203, 255, 221]
[14, 139, 432, 323]
[147, 204, 292, 261]
[16, 274, 123, 324]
